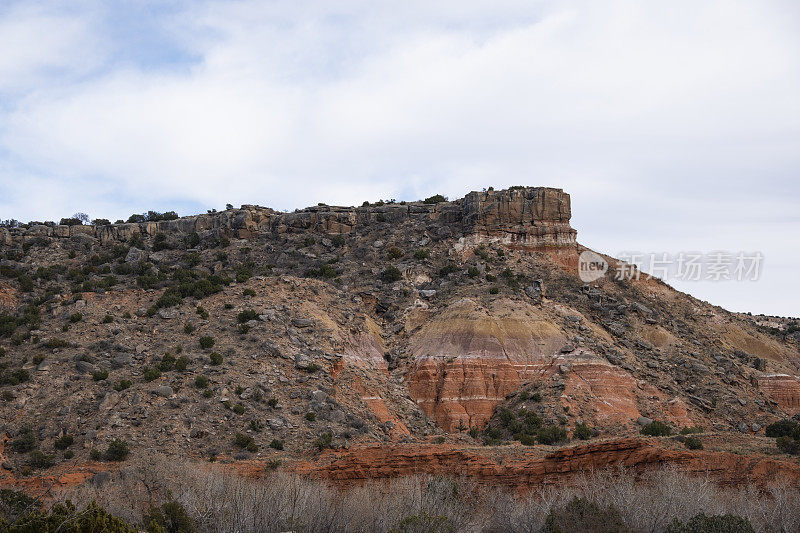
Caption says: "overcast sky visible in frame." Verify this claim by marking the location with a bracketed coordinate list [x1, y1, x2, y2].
[0, 0, 797, 316]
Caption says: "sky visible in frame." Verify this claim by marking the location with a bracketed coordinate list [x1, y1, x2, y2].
[0, 0, 798, 316]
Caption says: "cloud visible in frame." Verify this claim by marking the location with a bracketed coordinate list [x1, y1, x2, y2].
[0, 0, 798, 315]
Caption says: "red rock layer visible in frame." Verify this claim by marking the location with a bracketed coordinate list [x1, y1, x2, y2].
[297, 439, 800, 489]
[406, 299, 567, 431]
[757, 374, 800, 414]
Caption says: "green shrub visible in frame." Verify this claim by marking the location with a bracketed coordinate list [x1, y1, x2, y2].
[232, 403, 245, 415]
[90, 449, 102, 460]
[467, 266, 480, 278]
[765, 419, 800, 438]
[387, 246, 403, 259]
[209, 352, 223, 365]
[28, 449, 54, 469]
[641, 420, 671, 436]
[234, 433, 254, 448]
[69, 312, 83, 323]
[305, 412, 316, 421]
[143, 367, 161, 382]
[269, 439, 284, 450]
[684, 436, 703, 450]
[242, 288, 256, 297]
[267, 398, 279, 408]
[102, 314, 114, 324]
[54, 435, 74, 450]
[183, 322, 195, 334]
[380, 266, 402, 283]
[414, 248, 430, 260]
[543, 497, 628, 533]
[199, 336, 215, 349]
[10, 428, 36, 453]
[195, 375, 209, 388]
[92, 369, 109, 381]
[666, 513, 754, 533]
[105, 438, 130, 461]
[438, 264, 459, 277]
[143, 500, 196, 533]
[114, 379, 132, 391]
[314, 432, 333, 450]
[237, 309, 258, 323]
[175, 355, 189, 372]
[489, 287, 499, 294]
[536, 425, 568, 445]
[423, 194, 447, 204]
[574, 423, 594, 440]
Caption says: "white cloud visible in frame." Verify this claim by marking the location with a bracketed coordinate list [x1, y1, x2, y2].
[0, 0, 798, 314]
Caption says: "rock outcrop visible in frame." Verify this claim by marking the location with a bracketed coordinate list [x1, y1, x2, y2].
[0, 187, 577, 249]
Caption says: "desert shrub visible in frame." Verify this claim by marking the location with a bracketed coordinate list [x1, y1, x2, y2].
[765, 419, 800, 438]
[380, 266, 402, 283]
[305, 263, 338, 279]
[69, 312, 83, 323]
[232, 404, 245, 415]
[28, 449, 54, 469]
[543, 497, 628, 533]
[194, 375, 209, 388]
[175, 356, 189, 372]
[574, 423, 594, 440]
[159, 353, 176, 371]
[423, 194, 447, 204]
[414, 248, 430, 260]
[467, 266, 480, 278]
[0, 494, 136, 532]
[776, 436, 800, 454]
[44, 337, 68, 349]
[537, 425, 568, 445]
[90, 449, 101, 460]
[234, 265, 252, 283]
[102, 314, 114, 324]
[143, 367, 161, 382]
[183, 322, 195, 334]
[144, 500, 196, 533]
[152, 233, 169, 252]
[438, 264, 459, 277]
[305, 412, 316, 421]
[684, 436, 704, 450]
[269, 439, 284, 450]
[237, 310, 258, 323]
[10, 428, 35, 453]
[641, 420, 672, 436]
[199, 336, 215, 349]
[105, 439, 129, 461]
[242, 288, 256, 297]
[303, 362, 320, 373]
[114, 380, 132, 391]
[92, 369, 109, 381]
[314, 432, 333, 450]
[234, 433, 255, 449]
[209, 352, 223, 365]
[54, 435, 74, 450]
[489, 287, 499, 295]
[185, 232, 200, 248]
[665, 513, 754, 533]
[387, 246, 403, 259]
[267, 398, 278, 408]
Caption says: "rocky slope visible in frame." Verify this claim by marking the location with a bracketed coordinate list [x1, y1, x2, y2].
[0, 186, 798, 487]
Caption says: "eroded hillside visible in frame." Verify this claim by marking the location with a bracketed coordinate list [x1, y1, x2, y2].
[0, 186, 798, 486]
